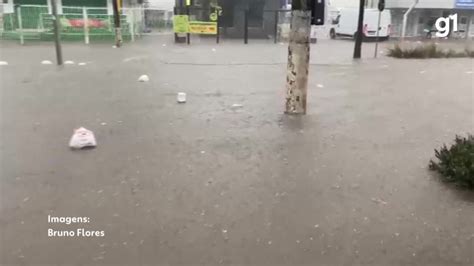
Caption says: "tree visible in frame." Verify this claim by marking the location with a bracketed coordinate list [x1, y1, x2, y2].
[285, 0, 311, 114]
[353, 0, 365, 59]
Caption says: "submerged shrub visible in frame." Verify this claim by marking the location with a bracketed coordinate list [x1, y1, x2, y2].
[429, 135, 474, 189]
[388, 43, 471, 59]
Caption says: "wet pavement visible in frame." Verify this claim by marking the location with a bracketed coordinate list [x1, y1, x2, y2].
[0, 36, 473, 265]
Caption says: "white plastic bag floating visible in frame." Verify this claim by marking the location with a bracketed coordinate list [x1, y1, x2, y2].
[69, 127, 97, 149]
[138, 75, 150, 82]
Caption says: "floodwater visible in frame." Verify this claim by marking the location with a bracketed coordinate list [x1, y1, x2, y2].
[0, 37, 473, 265]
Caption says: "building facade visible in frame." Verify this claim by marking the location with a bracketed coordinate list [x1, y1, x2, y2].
[1, 0, 144, 41]
[175, 0, 284, 38]
[387, 0, 474, 38]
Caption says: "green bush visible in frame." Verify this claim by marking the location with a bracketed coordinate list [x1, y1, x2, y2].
[429, 135, 474, 189]
[388, 44, 474, 59]
[465, 48, 474, 58]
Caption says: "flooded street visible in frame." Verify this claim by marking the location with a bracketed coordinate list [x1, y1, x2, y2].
[1, 38, 473, 265]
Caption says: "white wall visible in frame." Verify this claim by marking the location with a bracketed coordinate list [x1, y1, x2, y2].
[333, 0, 456, 9]
[1, 0, 14, 14]
[330, 0, 379, 8]
[331, 0, 360, 8]
[148, 0, 174, 10]
[386, 0, 455, 9]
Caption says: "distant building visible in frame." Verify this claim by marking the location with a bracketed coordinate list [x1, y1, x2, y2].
[1, 0, 144, 41]
[174, 0, 283, 38]
[2, 0, 141, 14]
[387, 0, 474, 38]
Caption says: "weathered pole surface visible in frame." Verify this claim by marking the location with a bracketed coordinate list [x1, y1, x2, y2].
[285, 0, 311, 115]
[51, 0, 63, 65]
[353, 0, 365, 59]
[112, 0, 122, 47]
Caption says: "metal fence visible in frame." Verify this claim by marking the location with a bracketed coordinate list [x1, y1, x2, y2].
[0, 5, 331, 45]
[0, 5, 173, 44]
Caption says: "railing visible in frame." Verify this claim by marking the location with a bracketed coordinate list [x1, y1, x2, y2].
[0, 5, 173, 44]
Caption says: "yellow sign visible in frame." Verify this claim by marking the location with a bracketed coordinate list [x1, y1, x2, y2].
[189, 21, 217, 35]
[173, 15, 189, 33]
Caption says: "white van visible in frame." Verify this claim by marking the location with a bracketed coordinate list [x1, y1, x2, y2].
[330, 8, 392, 40]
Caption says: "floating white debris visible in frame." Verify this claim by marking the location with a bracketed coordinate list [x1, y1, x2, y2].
[64, 60, 75, 65]
[78, 62, 87, 66]
[314, 224, 320, 228]
[200, 150, 206, 154]
[177, 92, 187, 103]
[162, 44, 167, 47]
[371, 197, 388, 205]
[41, 60, 52, 65]
[231, 103, 243, 109]
[419, 70, 426, 74]
[211, 48, 216, 52]
[69, 127, 97, 149]
[466, 71, 473, 74]
[0, 61, 8, 65]
[394, 233, 400, 237]
[112, 45, 117, 48]
[100, 122, 107, 126]
[317, 84, 324, 88]
[267, 241, 272, 245]
[23, 197, 30, 202]
[138, 75, 150, 82]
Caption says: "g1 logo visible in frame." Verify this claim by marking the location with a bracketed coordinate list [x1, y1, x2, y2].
[435, 14, 458, 38]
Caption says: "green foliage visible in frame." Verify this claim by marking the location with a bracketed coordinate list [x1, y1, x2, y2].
[429, 135, 474, 189]
[465, 48, 474, 58]
[388, 44, 474, 59]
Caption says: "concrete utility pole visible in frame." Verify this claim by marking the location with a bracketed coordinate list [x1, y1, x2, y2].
[353, 0, 365, 59]
[51, 0, 63, 65]
[285, 0, 311, 115]
[112, 0, 122, 47]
